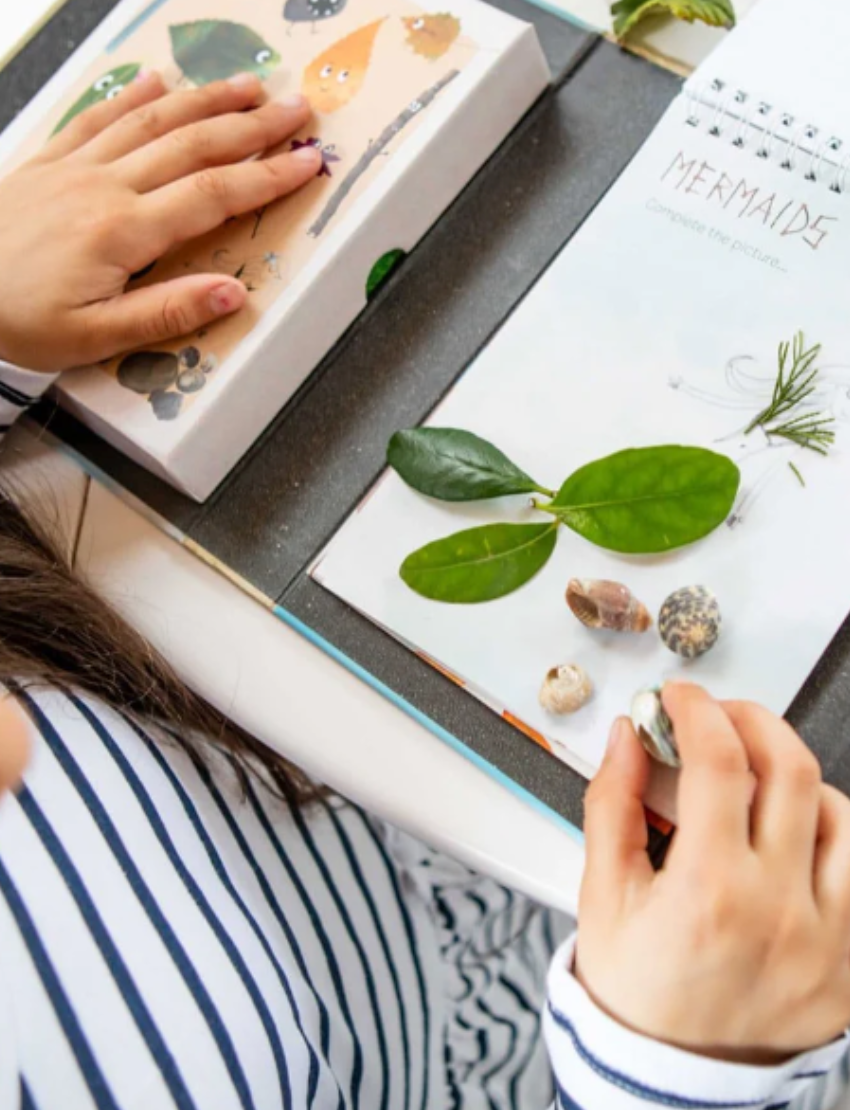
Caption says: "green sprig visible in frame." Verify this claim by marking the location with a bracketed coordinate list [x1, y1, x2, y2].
[745, 332, 836, 454]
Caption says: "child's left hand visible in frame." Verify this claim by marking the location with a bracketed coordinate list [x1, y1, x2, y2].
[0, 71, 322, 373]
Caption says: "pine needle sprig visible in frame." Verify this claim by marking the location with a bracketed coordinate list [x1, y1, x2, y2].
[745, 332, 836, 454]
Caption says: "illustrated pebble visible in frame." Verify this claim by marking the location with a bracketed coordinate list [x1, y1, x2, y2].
[149, 389, 183, 421]
[177, 369, 206, 394]
[631, 687, 680, 768]
[179, 345, 201, 369]
[539, 664, 593, 715]
[658, 586, 721, 659]
[566, 578, 652, 633]
[117, 351, 179, 394]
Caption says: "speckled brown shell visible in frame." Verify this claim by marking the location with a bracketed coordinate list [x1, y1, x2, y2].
[566, 579, 652, 633]
[658, 586, 721, 659]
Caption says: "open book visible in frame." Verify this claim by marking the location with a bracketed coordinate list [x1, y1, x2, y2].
[0, 0, 548, 499]
[313, 0, 850, 814]
[0, 2, 68, 71]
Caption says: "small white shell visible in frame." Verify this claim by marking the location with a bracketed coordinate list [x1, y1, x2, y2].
[630, 687, 680, 767]
[539, 664, 593, 715]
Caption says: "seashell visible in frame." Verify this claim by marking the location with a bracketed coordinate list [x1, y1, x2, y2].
[566, 578, 652, 633]
[539, 663, 593, 715]
[631, 687, 680, 767]
[658, 586, 721, 659]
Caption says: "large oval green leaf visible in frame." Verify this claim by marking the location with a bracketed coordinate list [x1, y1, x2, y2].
[400, 522, 559, 603]
[551, 446, 739, 554]
[388, 428, 549, 502]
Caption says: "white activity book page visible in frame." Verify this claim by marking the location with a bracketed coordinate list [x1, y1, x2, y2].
[313, 0, 850, 782]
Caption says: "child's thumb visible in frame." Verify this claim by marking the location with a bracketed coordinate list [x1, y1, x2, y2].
[86, 275, 246, 359]
[582, 718, 653, 896]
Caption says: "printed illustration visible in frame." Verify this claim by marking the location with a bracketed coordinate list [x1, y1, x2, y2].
[30, 0, 479, 416]
[283, 0, 349, 33]
[302, 19, 385, 113]
[52, 64, 142, 133]
[669, 333, 850, 526]
[107, 0, 171, 51]
[403, 13, 461, 59]
[170, 21, 282, 85]
[117, 345, 219, 420]
[309, 67, 459, 235]
[290, 137, 341, 176]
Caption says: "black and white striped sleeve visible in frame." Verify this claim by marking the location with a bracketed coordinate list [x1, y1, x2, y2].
[544, 932, 850, 1110]
[0, 361, 59, 441]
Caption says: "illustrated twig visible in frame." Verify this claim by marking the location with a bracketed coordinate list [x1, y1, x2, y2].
[308, 69, 460, 238]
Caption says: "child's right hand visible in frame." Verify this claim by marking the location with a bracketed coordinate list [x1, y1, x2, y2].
[576, 683, 850, 1064]
[0, 71, 322, 373]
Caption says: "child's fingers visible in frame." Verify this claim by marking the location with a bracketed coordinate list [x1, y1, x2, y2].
[813, 785, 850, 925]
[76, 76, 264, 165]
[143, 146, 322, 250]
[723, 700, 822, 879]
[38, 71, 166, 162]
[79, 274, 247, 359]
[582, 718, 654, 901]
[662, 683, 752, 856]
[116, 98, 309, 194]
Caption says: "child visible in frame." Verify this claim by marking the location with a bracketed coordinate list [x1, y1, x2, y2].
[0, 72, 847, 1109]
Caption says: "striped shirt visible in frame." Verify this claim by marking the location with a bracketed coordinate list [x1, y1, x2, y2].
[2, 362, 850, 1110]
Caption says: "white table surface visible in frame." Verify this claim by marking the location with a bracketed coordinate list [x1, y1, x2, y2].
[4, 424, 585, 914]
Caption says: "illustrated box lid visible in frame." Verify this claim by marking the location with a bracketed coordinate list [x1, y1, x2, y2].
[0, 0, 549, 500]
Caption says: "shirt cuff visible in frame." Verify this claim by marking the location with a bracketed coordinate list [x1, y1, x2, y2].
[0, 360, 60, 435]
[544, 932, 849, 1109]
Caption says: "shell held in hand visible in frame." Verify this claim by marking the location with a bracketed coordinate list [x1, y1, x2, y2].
[658, 586, 721, 659]
[566, 579, 652, 633]
[631, 688, 680, 768]
[539, 664, 593, 715]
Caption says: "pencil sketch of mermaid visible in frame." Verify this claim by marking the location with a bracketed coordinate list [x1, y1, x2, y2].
[669, 333, 850, 527]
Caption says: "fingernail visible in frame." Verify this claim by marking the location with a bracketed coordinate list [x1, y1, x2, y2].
[292, 145, 322, 164]
[134, 68, 155, 84]
[209, 284, 241, 316]
[607, 717, 629, 755]
[280, 93, 306, 110]
[228, 72, 260, 89]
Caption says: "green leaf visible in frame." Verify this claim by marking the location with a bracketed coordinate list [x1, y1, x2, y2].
[400, 522, 559, 603]
[549, 445, 739, 554]
[611, 0, 735, 39]
[388, 428, 550, 502]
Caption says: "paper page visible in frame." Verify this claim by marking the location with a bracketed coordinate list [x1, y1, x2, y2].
[313, 88, 850, 784]
[0, 2, 67, 71]
[690, 0, 850, 147]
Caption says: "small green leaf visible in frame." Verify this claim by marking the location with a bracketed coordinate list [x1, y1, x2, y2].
[611, 0, 735, 39]
[549, 445, 739, 553]
[388, 428, 550, 502]
[400, 521, 559, 603]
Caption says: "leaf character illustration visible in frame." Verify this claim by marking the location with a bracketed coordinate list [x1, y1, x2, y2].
[284, 0, 348, 31]
[302, 19, 385, 113]
[170, 21, 282, 85]
[290, 137, 341, 176]
[402, 13, 460, 59]
[51, 64, 142, 134]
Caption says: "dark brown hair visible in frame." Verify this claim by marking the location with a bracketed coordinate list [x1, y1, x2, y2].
[0, 480, 319, 805]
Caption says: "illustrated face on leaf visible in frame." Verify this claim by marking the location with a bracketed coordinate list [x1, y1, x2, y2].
[302, 19, 385, 113]
[52, 64, 142, 134]
[402, 13, 461, 59]
[170, 21, 282, 85]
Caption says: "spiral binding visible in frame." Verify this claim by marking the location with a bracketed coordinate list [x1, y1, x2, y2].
[683, 77, 848, 194]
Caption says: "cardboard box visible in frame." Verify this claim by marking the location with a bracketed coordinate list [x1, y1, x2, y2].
[0, 0, 549, 499]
